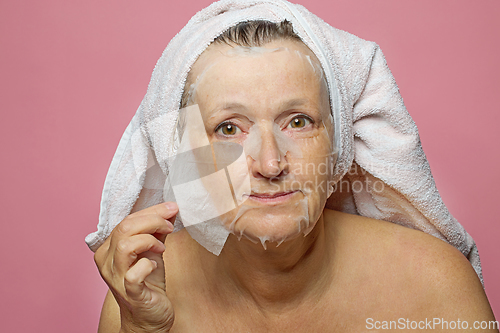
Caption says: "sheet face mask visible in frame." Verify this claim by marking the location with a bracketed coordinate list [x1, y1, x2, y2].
[165, 46, 338, 254]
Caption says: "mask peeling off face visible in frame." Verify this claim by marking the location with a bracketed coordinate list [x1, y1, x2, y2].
[170, 40, 337, 252]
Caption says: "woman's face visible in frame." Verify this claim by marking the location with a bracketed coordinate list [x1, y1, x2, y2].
[184, 39, 335, 247]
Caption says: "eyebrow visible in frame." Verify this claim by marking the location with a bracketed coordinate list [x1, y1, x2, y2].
[217, 98, 310, 112]
[219, 102, 248, 112]
[279, 98, 310, 110]
[206, 103, 247, 122]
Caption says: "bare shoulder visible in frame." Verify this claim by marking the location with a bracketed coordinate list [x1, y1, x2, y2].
[324, 209, 497, 327]
[325, 208, 477, 280]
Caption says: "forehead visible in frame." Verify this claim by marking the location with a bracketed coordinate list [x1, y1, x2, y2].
[189, 39, 320, 77]
[186, 40, 327, 110]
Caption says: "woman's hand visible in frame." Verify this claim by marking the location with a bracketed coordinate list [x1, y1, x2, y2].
[94, 202, 178, 333]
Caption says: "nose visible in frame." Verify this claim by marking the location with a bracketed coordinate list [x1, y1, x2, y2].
[248, 128, 286, 179]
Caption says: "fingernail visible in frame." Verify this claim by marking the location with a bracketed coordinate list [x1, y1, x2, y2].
[157, 239, 166, 250]
[166, 220, 174, 231]
[164, 202, 177, 210]
[151, 259, 158, 268]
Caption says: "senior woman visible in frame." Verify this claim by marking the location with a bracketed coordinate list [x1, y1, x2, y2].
[88, 1, 497, 332]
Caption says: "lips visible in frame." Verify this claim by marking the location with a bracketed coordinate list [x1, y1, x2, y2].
[248, 190, 298, 204]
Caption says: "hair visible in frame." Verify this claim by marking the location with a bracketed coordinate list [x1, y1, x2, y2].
[180, 20, 302, 108]
[214, 20, 301, 47]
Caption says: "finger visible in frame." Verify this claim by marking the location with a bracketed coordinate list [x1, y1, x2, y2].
[138, 251, 166, 289]
[124, 257, 158, 302]
[129, 202, 178, 222]
[114, 234, 166, 274]
[113, 214, 174, 242]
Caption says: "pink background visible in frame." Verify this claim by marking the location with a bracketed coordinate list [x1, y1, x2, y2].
[1, 0, 498, 331]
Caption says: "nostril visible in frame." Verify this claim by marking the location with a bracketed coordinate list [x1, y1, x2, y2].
[268, 168, 287, 181]
[251, 154, 289, 179]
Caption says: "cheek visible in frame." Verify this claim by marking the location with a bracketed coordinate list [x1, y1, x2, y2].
[290, 158, 331, 200]
[287, 131, 334, 205]
[288, 131, 334, 178]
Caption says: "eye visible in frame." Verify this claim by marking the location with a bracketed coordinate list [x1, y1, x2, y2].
[215, 122, 242, 136]
[287, 116, 312, 129]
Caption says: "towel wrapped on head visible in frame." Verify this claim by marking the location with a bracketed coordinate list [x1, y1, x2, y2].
[85, 0, 482, 284]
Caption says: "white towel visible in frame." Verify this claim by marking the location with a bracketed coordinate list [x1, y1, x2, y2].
[85, 0, 482, 284]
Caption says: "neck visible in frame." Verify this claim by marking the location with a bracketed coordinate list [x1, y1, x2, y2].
[198, 214, 333, 311]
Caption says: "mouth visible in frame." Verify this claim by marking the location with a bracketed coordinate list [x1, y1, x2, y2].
[247, 191, 299, 205]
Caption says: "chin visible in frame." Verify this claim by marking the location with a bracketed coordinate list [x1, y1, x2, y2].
[223, 202, 314, 249]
